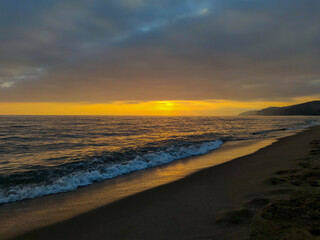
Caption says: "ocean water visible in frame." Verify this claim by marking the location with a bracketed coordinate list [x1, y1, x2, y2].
[0, 115, 319, 204]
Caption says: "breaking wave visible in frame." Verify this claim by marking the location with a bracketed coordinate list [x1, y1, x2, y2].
[0, 140, 223, 204]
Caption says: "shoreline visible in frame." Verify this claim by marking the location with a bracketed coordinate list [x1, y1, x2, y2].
[7, 126, 320, 240]
[0, 135, 278, 239]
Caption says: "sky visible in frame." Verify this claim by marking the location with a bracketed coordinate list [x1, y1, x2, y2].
[1, 0, 320, 115]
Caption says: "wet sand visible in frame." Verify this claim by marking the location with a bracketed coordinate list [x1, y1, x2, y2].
[1, 138, 276, 239]
[10, 126, 320, 240]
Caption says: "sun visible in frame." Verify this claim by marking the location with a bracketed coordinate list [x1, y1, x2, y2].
[154, 101, 176, 112]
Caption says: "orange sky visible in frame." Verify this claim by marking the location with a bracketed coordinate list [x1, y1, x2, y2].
[1, 96, 318, 116]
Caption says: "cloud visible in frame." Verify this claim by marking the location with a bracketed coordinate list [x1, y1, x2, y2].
[0, 0, 320, 102]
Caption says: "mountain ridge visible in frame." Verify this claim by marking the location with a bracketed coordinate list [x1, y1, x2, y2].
[239, 100, 320, 116]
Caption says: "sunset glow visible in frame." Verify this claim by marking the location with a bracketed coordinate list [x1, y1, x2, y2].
[1, 1, 320, 239]
[1, 97, 318, 116]
[1, 1, 320, 114]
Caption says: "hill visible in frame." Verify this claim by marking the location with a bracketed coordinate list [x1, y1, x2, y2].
[239, 101, 320, 116]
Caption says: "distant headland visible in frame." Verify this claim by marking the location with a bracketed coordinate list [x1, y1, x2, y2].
[239, 100, 320, 116]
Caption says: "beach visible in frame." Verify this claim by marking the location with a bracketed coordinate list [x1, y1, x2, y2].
[7, 126, 320, 240]
[2, 1, 319, 239]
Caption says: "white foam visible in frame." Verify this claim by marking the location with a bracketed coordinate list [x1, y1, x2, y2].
[0, 140, 223, 204]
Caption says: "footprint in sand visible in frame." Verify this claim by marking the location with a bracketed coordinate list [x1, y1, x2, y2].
[264, 177, 285, 185]
[266, 188, 294, 195]
[216, 208, 253, 225]
[245, 198, 270, 209]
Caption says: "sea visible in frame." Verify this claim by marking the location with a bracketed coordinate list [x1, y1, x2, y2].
[0, 115, 319, 204]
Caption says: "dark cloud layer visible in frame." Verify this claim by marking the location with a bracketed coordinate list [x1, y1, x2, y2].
[1, 0, 320, 102]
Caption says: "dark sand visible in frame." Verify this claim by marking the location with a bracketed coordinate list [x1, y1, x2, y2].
[11, 126, 320, 240]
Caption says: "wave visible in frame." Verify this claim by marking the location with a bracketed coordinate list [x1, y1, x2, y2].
[252, 119, 319, 135]
[0, 139, 223, 204]
[252, 128, 286, 135]
[287, 119, 319, 130]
